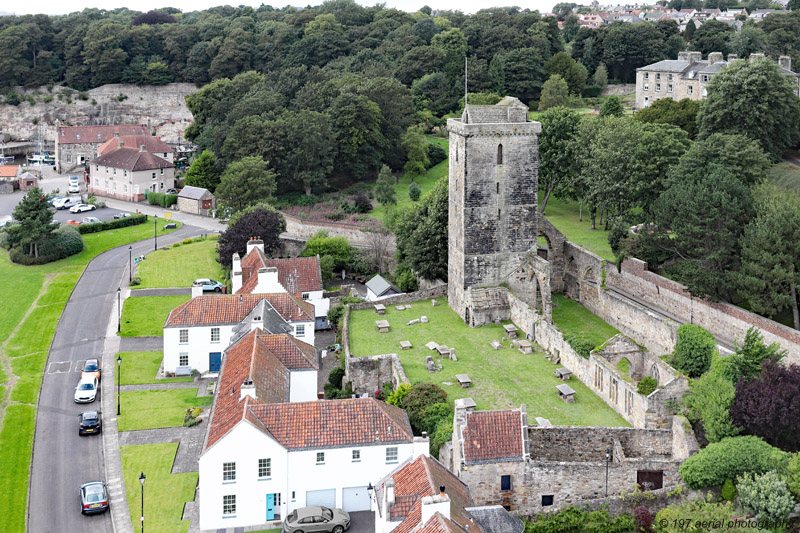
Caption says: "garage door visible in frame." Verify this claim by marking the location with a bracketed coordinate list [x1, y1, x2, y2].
[342, 486, 370, 512]
[306, 489, 336, 508]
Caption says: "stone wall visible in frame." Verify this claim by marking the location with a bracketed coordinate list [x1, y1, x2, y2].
[602, 83, 636, 96]
[348, 286, 447, 311]
[282, 213, 395, 250]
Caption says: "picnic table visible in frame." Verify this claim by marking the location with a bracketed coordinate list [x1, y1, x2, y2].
[399, 341, 412, 350]
[556, 383, 576, 403]
[503, 324, 518, 338]
[514, 339, 533, 354]
[425, 341, 439, 351]
[456, 374, 472, 388]
[374, 304, 386, 315]
[554, 367, 572, 381]
[376, 320, 390, 333]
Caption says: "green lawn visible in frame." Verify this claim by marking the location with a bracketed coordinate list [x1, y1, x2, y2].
[370, 137, 448, 221]
[120, 295, 191, 337]
[136, 237, 222, 289]
[118, 351, 194, 385]
[121, 442, 196, 533]
[117, 388, 212, 431]
[552, 293, 620, 348]
[541, 195, 615, 261]
[0, 219, 181, 533]
[348, 300, 628, 426]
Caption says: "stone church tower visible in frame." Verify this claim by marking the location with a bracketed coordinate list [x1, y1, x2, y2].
[446, 97, 542, 323]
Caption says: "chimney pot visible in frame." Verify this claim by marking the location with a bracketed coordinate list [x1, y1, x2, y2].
[140, 144, 146, 152]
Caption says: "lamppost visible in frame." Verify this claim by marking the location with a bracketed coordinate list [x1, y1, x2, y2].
[117, 355, 122, 416]
[117, 287, 121, 333]
[154, 215, 158, 251]
[605, 447, 612, 497]
[139, 472, 146, 533]
[129, 245, 132, 284]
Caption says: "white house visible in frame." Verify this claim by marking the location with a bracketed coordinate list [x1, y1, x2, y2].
[366, 274, 403, 302]
[97, 134, 174, 163]
[89, 145, 175, 202]
[162, 293, 314, 374]
[199, 396, 430, 531]
[233, 238, 330, 329]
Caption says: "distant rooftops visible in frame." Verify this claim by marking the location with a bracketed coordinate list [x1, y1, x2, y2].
[57, 124, 148, 145]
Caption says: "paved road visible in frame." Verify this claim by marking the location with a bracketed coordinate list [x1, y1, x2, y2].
[28, 223, 200, 533]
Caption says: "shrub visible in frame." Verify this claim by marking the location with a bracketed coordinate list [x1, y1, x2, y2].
[426, 142, 447, 167]
[526, 506, 635, 533]
[653, 496, 735, 532]
[736, 471, 795, 523]
[320, 255, 335, 281]
[327, 304, 345, 330]
[564, 332, 595, 358]
[400, 383, 448, 434]
[720, 478, 736, 501]
[672, 324, 715, 377]
[787, 452, 800, 501]
[408, 182, 422, 202]
[9, 246, 62, 265]
[353, 192, 372, 213]
[386, 383, 411, 406]
[130, 276, 141, 286]
[301, 231, 353, 271]
[53, 225, 83, 257]
[421, 402, 452, 435]
[147, 192, 178, 208]
[77, 214, 147, 234]
[637, 376, 658, 396]
[679, 436, 789, 489]
[328, 366, 345, 389]
[633, 506, 653, 533]
[682, 363, 739, 443]
[582, 85, 602, 98]
[430, 420, 452, 460]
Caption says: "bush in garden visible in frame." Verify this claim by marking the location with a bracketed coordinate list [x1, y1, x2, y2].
[672, 324, 715, 377]
[786, 452, 800, 500]
[654, 496, 735, 532]
[564, 332, 594, 358]
[327, 366, 345, 389]
[637, 376, 658, 396]
[353, 192, 372, 213]
[421, 402, 452, 435]
[720, 478, 736, 501]
[53, 225, 83, 256]
[386, 383, 411, 406]
[633, 506, 653, 533]
[400, 382, 448, 434]
[409, 182, 421, 201]
[736, 471, 795, 523]
[679, 436, 789, 488]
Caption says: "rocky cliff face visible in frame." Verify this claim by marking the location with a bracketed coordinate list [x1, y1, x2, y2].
[0, 83, 198, 144]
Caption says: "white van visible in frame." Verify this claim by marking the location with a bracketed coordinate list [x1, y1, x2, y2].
[53, 196, 82, 210]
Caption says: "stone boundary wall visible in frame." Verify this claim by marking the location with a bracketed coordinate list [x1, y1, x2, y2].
[602, 83, 636, 96]
[282, 213, 396, 250]
[348, 286, 447, 311]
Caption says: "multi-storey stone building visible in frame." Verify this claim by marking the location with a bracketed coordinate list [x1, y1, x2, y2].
[446, 97, 542, 324]
[635, 51, 800, 109]
[54, 124, 148, 173]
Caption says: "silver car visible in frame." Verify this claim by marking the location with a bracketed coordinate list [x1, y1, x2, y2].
[283, 506, 350, 533]
[74, 377, 99, 403]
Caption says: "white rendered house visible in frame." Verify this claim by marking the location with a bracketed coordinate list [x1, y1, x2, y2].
[199, 396, 430, 531]
[233, 239, 330, 329]
[162, 293, 314, 374]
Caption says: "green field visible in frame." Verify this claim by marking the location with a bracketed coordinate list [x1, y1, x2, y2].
[121, 442, 197, 533]
[348, 300, 628, 426]
[120, 295, 191, 337]
[118, 351, 194, 385]
[552, 293, 621, 348]
[540, 195, 615, 261]
[118, 388, 212, 431]
[136, 237, 223, 289]
[0, 220, 181, 533]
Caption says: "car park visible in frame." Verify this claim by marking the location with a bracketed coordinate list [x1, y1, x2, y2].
[193, 278, 224, 292]
[82, 217, 101, 224]
[74, 377, 99, 403]
[53, 197, 81, 210]
[70, 204, 96, 213]
[283, 506, 350, 533]
[79, 481, 109, 514]
[78, 411, 102, 435]
[81, 359, 101, 381]
[68, 183, 81, 194]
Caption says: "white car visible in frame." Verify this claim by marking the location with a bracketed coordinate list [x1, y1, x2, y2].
[74, 377, 99, 403]
[70, 204, 96, 213]
[82, 217, 101, 224]
[68, 183, 81, 194]
[53, 197, 82, 210]
[68, 175, 80, 184]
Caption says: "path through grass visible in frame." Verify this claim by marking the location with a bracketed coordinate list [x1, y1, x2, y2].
[136, 236, 222, 289]
[120, 295, 191, 337]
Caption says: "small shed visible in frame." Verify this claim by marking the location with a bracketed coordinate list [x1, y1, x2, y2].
[18, 171, 39, 191]
[0, 165, 19, 194]
[177, 186, 215, 216]
[365, 274, 403, 301]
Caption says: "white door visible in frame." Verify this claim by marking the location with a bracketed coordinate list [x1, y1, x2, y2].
[342, 486, 370, 512]
[306, 489, 336, 508]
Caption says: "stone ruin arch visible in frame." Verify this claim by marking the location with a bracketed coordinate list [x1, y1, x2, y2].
[506, 251, 553, 323]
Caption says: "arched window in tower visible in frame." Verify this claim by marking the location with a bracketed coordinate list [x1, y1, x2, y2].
[497, 144, 503, 164]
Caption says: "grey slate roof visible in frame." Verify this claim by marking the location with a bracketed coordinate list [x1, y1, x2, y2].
[640, 60, 691, 73]
[366, 274, 400, 297]
[178, 185, 212, 200]
[464, 506, 524, 533]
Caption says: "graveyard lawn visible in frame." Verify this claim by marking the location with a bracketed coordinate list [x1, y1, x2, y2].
[347, 300, 629, 427]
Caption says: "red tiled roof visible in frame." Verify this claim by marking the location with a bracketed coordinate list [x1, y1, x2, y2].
[165, 293, 313, 328]
[92, 147, 174, 171]
[57, 124, 148, 145]
[247, 398, 413, 450]
[238, 249, 323, 295]
[418, 513, 467, 533]
[389, 455, 478, 533]
[97, 135, 172, 156]
[259, 333, 317, 370]
[463, 410, 524, 464]
[0, 165, 19, 178]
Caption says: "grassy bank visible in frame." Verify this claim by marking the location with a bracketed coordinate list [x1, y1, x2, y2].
[135, 236, 222, 289]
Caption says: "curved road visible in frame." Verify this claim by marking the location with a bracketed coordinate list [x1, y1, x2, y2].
[28, 223, 201, 533]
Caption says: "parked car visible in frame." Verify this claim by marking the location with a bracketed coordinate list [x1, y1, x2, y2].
[82, 217, 101, 224]
[68, 183, 81, 194]
[78, 411, 102, 435]
[81, 359, 101, 381]
[113, 213, 131, 219]
[53, 197, 81, 210]
[79, 481, 109, 514]
[283, 506, 350, 533]
[0, 215, 13, 228]
[66, 220, 80, 226]
[165, 188, 178, 194]
[70, 204, 96, 213]
[48, 196, 64, 206]
[194, 278, 224, 292]
[74, 377, 99, 403]
[68, 175, 80, 184]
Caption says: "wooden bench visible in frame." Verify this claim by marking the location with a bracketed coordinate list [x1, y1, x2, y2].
[399, 341, 412, 350]
[376, 320, 390, 333]
[374, 304, 386, 315]
[175, 366, 193, 377]
[554, 367, 572, 381]
[456, 374, 472, 388]
[556, 383, 576, 403]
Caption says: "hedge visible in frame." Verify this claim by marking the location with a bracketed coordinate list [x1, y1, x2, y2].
[9, 225, 84, 265]
[679, 436, 789, 489]
[77, 214, 147, 234]
[147, 192, 178, 208]
[672, 324, 715, 377]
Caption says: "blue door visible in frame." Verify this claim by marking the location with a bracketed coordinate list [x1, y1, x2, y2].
[266, 493, 275, 520]
[209, 352, 221, 372]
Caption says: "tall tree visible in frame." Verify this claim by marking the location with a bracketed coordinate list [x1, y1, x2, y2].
[538, 106, 581, 213]
[184, 150, 222, 192]
[544, 51, 588, 95]
[668, 133, 770, 188]
[215, 156, 277, 212]
[697, 57, 800, 160]
[402, 126, 430, 180]
[216, 203, 285, 268]
[539, 74, 570, 110]
[394, 177, 448, 281]
[691, 20, 733, 55]
[592, 63, 608, 88]
[8, 186, 58, 258]
[599, 95, 624, 117]
[375, 164, 396, 206]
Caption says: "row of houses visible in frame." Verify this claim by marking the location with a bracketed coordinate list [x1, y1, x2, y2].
[573, 6, 789, 30]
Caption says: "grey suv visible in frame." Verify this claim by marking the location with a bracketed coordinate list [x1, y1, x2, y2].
[283, 506, 350, 533]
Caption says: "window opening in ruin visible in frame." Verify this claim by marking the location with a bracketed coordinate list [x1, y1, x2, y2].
[541, 495, 554, 506]
[497, 144, 503, 164]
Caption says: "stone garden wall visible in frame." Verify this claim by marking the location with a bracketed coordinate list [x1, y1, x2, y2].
[282, 213, 396, 250]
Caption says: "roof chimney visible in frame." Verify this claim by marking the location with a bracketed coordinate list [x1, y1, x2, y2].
[258, 267, 282, 293]
[707, 52, 723, 65]
[727, 53, 739, 62]
[114, 131, 120, 138]
[240, 379, 256, 401]
[191, 281, 204, 298]
[421, 489, 451, 524]
[677, 51, 690, 61]
[688, 51, 702, 63]
[246, 238, 265, 255]
[749, 52, 765, 61]
[139, 144, 146, 152]
[231, 253, 243, 293]
[118, 140, 124, 149]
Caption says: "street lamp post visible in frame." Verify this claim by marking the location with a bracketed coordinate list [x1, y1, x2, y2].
[117, 355, 121, 416]
[605, 447, 612, 497]
[139, 472, 146, 533]
[129, 245, 132, 284]
[154, 215, 158, 251]
[117, 287, 121, 333]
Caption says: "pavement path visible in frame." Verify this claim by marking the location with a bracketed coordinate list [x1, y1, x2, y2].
[118, 337, 162, 352]
[28, 223, 200, 533]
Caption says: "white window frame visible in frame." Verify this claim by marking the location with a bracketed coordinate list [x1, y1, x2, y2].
[211, 327, 220, 343]
[295, 324, 305, 337]
[302, 292, 310, 300]
[386, 447, 398, 464]
[223, 495, 236, 516]
[643, 84, 649, 91]
[179, 329, 189, 344]
[223, 462, 236, 482]
[687, 86, 693, 95]
[316, 452, 325, 465]
[179, 352, 189, 366]
[259, 458, 271, 479]
[352, 449, 361, 462]
[667, 84, 673, 93]
[655, 83, 661, 92]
